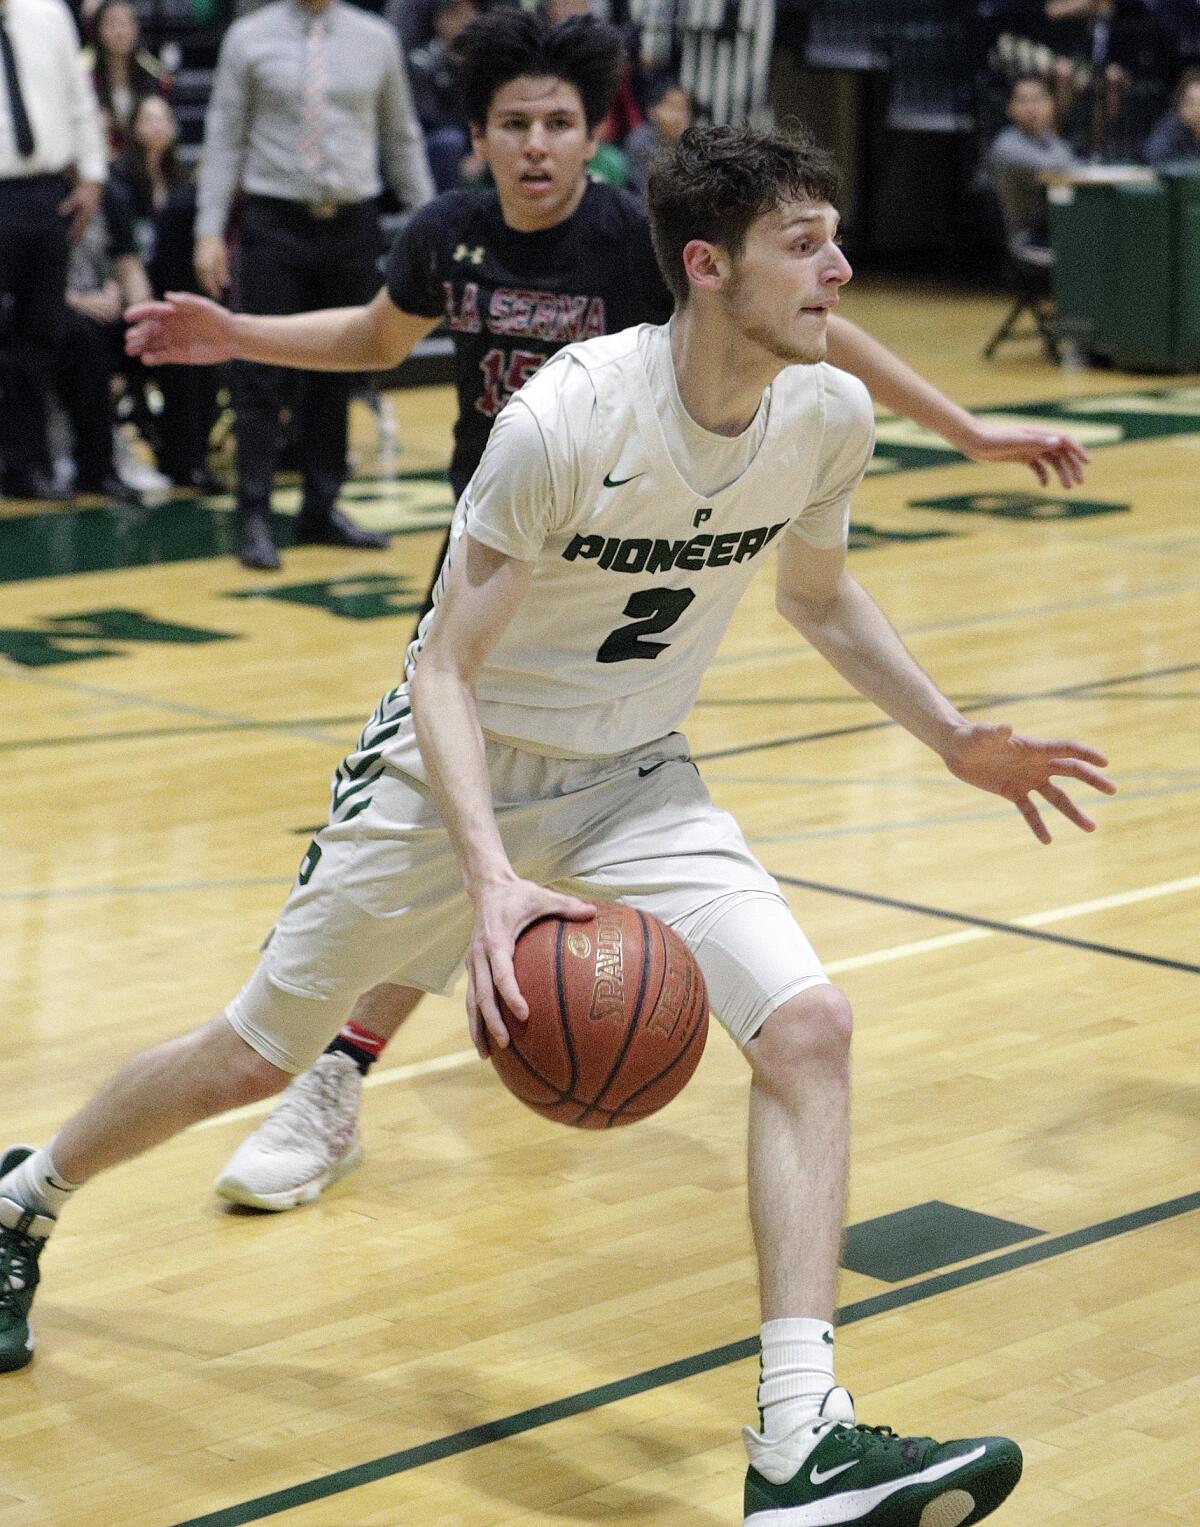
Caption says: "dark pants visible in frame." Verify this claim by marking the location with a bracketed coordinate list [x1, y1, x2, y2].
[231, 195, 382, 527]
[0, 175, 71, 487]
[155, 362, 222, 486]
[55, 308, 121, 486]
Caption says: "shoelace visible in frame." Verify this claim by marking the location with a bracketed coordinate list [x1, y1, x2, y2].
[0, 1228, 40, 1310]
[259, 1063, 356, 1149]
[830, 1423, 933, 1457]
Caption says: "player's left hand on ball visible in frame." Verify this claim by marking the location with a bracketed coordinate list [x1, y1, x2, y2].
[466, 879, 594, 1058]
[943, 721, 1116, 843]
[959, 420, 1089, 489]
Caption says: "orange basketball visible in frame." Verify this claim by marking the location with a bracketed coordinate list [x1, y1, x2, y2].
[491, 902, 709, 1128]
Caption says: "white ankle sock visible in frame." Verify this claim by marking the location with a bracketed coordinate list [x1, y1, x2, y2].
[757, 1318, 837, 1440]
[0, 1142, 80, 1220]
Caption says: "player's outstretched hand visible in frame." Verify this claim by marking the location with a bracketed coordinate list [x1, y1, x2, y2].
[943, 721, 1115, 843]
[124, 291, 237, 367]
[466, 879, 595, 1059]
[957, 419, 1089, 489]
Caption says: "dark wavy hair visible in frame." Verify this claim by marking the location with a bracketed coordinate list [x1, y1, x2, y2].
[647, 123, 840, 307]
[456, 10, 624, 131]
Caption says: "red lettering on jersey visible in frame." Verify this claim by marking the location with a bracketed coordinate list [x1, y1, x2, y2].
[529, 293, 561, 339]
[444, 281, 481, 334]
[489, 289, 514, 330]
[582, 297, 606, 339]
[486, 288, 607, 341]
[563, 294, 590, 340]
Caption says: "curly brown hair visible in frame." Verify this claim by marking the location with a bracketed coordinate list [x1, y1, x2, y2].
[647, 123, 839, 308]
[456, 10, 624, 131]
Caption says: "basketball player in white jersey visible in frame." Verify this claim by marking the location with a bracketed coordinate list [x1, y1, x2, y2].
[1, 121, 1114, 1523]
[117, 8, 1093, 1217]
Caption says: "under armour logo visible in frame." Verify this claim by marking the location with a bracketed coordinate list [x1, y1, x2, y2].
[693, 505, 712, 528]
[453, 243, 485, 265]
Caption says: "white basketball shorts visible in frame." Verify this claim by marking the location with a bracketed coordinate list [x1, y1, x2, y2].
[226, 717, 829, 1072]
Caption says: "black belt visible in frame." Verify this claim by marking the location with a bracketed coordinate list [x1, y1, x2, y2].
[246, 192, 368, 222]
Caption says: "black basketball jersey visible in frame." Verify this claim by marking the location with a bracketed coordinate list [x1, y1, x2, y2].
[385, 180, 673, 483]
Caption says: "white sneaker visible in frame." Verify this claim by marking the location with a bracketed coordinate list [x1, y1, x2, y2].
[214, 1052, 364, 1210]
[113, 428, 172, 494]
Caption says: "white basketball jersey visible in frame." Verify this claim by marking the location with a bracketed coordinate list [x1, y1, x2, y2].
[408, 324, 875, 758]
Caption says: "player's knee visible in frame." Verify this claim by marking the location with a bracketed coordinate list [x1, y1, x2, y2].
[749, 984, 853, 1084]
[226, 1046, 292, 1106]
[188, 1018, 291, 1110]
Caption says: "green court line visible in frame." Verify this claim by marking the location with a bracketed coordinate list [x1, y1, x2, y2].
[775, 873, 1200, 976]
[166, 1190, 1200, 1527]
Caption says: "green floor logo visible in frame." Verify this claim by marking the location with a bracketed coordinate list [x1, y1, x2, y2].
[0, 608, 235, 668]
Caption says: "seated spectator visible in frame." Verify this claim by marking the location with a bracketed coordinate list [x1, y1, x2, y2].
[624, 74, 691, 199]
[86, 0, 171, 162]
[408, 0, 480, 190]
[116, 94, 192, 245]
[988, 74, 1079, 261]
[116, 98, 224, 493]
[56, 181, 153, 503]
[1143, 64, 1200, 158]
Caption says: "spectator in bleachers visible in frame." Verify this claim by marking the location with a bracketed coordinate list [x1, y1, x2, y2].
[623, 72, 690, 199]
[118, 91, 189, 229]
[0, 0, 108, 502]
[1142, 62, 1200, 156]
[196, 0, 435, 570]
[116, 91, 223, 492]
[86, 0, 170, 161]
[988, 73, 1079, 262]
[407, 0, 479, 190]
[55, 178, 151, 502]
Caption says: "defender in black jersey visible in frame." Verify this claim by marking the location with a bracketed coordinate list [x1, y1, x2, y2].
[387, 180, 671, 503]
[125, 9, 1092, 1214]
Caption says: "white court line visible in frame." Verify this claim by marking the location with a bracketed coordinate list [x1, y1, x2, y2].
[193, 1049, 481, 1131]
[193, 872, 1200, 1134]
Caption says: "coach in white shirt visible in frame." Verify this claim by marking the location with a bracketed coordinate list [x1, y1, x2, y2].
[0, 0, 107, 499]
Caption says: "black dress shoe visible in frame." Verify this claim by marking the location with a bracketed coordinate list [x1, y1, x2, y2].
[238, 515, 282, 571]
[294, 508, 389, 549]
[2, 468, 74, 502]
[75, 473, 144, 506]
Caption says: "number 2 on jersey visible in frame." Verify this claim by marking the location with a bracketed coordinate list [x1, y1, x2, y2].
[597, 587, 695, 664]
[477, 348, 545, 418]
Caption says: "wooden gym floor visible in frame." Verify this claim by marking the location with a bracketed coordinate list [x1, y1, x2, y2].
[1, 277, 1198, 1526]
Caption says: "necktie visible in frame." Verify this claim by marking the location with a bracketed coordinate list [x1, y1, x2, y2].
[298, 16, 328, 180]
[0, 11, 36, 158]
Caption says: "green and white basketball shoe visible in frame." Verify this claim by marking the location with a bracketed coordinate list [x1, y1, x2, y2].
[0, 1146, 54, 1373]
[744, 1388, 1022, 1526]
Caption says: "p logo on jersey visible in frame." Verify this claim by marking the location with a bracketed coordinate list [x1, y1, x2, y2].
[453, 243, 485, 266]
[693, 506, 713, 528]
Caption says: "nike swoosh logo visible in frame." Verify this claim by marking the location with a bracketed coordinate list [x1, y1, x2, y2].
[638, 760, 670, 777]
[810, 1460, 859, 1486]
[603, 470, 643, 488]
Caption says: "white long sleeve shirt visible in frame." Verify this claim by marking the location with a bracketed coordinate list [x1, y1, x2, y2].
[0, 0, 107, 183]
